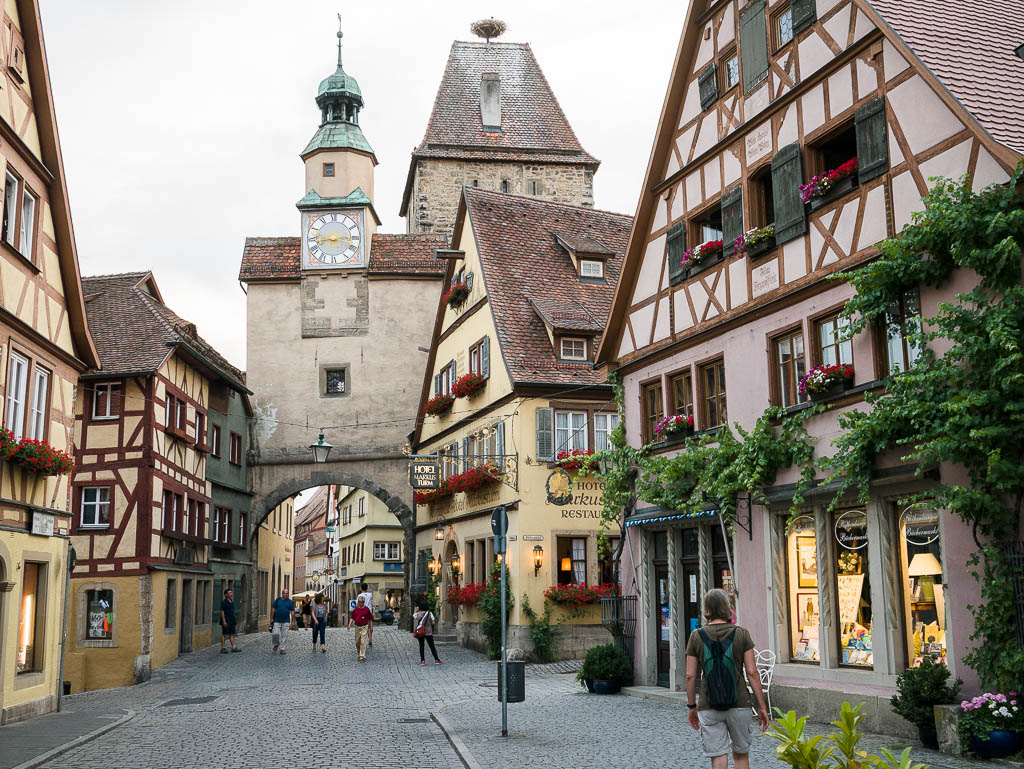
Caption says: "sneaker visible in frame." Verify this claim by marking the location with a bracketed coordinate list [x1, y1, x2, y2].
[220, 648, 228, 654]
[272, 645, 279, 653]
[321, 647, 327, 654]
[419, 660, 425, 665]
[434, 659, 442, 664]
[231, 648, 241, 653]
[280, 650, 286, 655]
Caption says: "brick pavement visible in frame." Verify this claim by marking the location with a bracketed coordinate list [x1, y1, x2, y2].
[3, 626, 995, 769]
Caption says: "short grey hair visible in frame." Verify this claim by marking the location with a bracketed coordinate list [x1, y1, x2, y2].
[703, 588, 733, 622]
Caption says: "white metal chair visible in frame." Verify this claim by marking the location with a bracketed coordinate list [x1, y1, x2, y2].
[752, 648, 776, 715]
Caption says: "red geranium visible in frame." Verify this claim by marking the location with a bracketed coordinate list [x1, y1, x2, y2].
[9, 438, 75, 476]
[442, 281, 470, 308]
[556, 449, 597, 472]
[447, 463, 502, 494]
[413, 481, 453, 505]
[544, 583, 619, 607]
[424, 393, 455, 416]
[448, 582, 486, 607]
[451, 373, 486, 399]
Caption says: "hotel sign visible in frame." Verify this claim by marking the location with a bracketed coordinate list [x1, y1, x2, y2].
[409, 460, 439, 489]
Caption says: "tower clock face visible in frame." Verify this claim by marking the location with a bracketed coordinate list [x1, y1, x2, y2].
[306, 213, 361, 265]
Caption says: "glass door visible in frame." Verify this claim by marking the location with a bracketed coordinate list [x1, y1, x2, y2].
[655, 564, 670, 687]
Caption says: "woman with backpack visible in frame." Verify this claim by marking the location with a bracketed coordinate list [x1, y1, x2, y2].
[310, 593, 328, 653]
[411, 603, 441, 665]
[685, 588, 770, 769]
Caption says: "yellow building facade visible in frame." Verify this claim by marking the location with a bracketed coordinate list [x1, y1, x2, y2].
[0, 0, 100, 724]
[256, 496, 293, 622]
[412, 188, 630, 659]
[335, 486, 404, 612]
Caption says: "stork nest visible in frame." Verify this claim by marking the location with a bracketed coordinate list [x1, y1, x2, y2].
[470, 18, 507, 41]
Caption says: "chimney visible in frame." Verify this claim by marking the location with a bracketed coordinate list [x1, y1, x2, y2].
[480, 72, 501, 131]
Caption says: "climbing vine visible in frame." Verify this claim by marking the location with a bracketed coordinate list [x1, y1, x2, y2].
[826, 168, 1024, 690]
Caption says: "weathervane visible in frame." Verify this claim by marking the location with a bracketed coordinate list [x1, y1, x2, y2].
[470, 18, 507, 43]
[336, 13, 344, 67]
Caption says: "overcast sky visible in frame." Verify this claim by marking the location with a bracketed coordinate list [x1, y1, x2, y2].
[39, 1, 684, 368]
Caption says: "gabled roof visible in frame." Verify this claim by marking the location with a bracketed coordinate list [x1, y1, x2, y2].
[295, 485, 330, 528]
[81, 272, 246, 391]
[459, 188, 630, 385]
[400, 41, 599, 216]
[238, 233, 447, 281]
[867, 0, 1024, 153]
[307, 539, 329, 557]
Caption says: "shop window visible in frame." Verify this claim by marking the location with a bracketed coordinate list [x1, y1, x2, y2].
[557, 536, 587, 585]
[699, 359, 727, 429]
[593, 412, 619, 451]
[772, 327, 806, 408]
[555, 410, 588, 453]
[165, 579, 177, 631]
[670, 370, 693, 420]
[808, 122, 858, 180]
[884, 288, 923, 373]
[17, 562, 45, 673]
[786, 516, 820, 663]
[599, 538, 621, 585]
[899, 505, 946, 666]
[85, 588, 114, 640]
[834, 509, 872, 668]
[750, 166, 775, 228]
[815, 313, 853, 367]
[642, 380, 664, 443]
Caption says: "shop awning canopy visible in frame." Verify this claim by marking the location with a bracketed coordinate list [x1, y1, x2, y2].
[624, 507, 719, 527]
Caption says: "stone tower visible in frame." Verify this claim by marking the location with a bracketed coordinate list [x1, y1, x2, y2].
[400, 23, 600, 236]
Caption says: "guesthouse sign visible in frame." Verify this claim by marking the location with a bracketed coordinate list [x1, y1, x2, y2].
[409, 460, 440, 490]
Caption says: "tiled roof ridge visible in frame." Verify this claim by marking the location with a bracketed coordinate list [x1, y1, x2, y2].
[464, 186, 632, 220]
[245, 236, 300, 243]
[414, 40, 461, 154]
[82, 270, 151, 282]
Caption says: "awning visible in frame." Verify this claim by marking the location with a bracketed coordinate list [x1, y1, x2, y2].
[624, 507, 719, 527]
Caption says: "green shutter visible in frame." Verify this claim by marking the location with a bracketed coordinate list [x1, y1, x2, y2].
[666, 222, 687, 286]
[496, 421, 505, 456]
[698, 63, 719, 111]
[721, 186, 744, 255]
[855, 97, 888, 183]
[481, 337, 490, 379]
[791, 0, 816, 34]
[771, 143, 806, 244]
[740, 0, 769, 92]
[536, 407, 554, 462]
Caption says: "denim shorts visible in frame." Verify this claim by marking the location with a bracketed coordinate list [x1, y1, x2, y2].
[698, 708, 754, 756]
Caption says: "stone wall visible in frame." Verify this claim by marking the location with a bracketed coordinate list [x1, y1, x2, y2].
[456, 621, 612, 661]
[406, 159, 595, 236]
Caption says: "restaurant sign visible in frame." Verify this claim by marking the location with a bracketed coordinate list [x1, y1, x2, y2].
[409, 460, 439, 489]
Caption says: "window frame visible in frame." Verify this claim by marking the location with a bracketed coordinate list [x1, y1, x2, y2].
[697, 358, 728, 430]
[579, 259, 604, 279]
[6, 349, 29, 440]
[770, 325, 808, 408]
[559, 337, 588, 361]
[773, 4, 795, 51]
[322, 162, 335, 177]
[321, 365, 348, 398]
[881, 288, 923, 375]
[556, 536, 589, 586]
[210, 423, 222, 457]
[19, 186, 36, 259]
[79, 485, 113, 529]
[720, 45, 740, 92]
[16, 561, 46, 673]
[358, 496, 365, 518]
[228, 432, 243, 465]
[811, 306, 855, 369]
[593, 411, 620, 452]
[2, 170, 18, 247]
[28, 363, 49, 440]
[165, 578, 177, 632]
[91, 382, 121, 421]
[81, 584, 117, 645]
[669, 369, 694, 420]
[554, 410, 589, 454]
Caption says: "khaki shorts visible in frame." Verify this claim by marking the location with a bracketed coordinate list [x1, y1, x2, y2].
[698, 708, 754, 757]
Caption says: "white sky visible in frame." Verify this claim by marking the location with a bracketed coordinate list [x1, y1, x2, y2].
[39, 1, 684, 368]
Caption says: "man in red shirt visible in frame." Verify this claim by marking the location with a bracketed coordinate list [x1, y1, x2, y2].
[347, 595, 374, 662]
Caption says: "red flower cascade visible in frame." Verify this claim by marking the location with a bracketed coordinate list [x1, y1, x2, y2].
[544, 583, 619, 607]
[452, 373, 486, 399]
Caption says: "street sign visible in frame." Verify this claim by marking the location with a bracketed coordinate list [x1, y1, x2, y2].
[409, 460, 440, 489]
[490, 505, 507, 537]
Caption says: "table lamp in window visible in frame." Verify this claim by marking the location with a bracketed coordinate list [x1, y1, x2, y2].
[907, 552, 942, 602]
[560, 557, 572, 572]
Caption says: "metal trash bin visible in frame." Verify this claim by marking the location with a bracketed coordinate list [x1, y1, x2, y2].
[496, 660, 525, 703]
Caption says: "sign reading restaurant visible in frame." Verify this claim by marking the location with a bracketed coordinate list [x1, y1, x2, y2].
[409, 460, 439, 489]
[546, 474, 605, 519]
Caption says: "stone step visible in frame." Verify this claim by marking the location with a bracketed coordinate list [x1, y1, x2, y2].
[431, 635, 458, 644]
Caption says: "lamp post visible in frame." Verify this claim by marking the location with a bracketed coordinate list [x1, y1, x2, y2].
[533, 545, 544, 576]
[309, 432, 333, 464]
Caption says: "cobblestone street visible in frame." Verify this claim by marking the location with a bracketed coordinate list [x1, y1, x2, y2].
[8, 626, 987, 769]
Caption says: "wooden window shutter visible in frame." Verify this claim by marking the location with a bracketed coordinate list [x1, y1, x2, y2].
[666, 222, 687, 286]
[466, 272, 474, 291]
[449, 360, 456, 382]
[434, 373, 441, 396]
[698, 63, 719, 111]
[855, 98, 888, 183]
[740, 0, 769, 92]
[536, 407, 554, 462]
[791, 0, 816, 34]
[721, 186, 744, 255]
[481, 337, 490, 379]
[496, 421, 505, 456]
[771, 143, 807, 244]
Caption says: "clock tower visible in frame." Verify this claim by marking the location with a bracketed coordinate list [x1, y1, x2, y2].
[299, 20, 379, 270]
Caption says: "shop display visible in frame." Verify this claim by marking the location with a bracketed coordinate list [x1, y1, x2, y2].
[787, 517, 820, 663]
[835, 510, 873, 668]
[901, 505, 946, 666]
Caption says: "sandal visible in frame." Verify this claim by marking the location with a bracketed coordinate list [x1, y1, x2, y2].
[220, 648, 228, 654]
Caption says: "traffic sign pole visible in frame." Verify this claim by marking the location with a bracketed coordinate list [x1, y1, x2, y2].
[500, 508, 508, 737]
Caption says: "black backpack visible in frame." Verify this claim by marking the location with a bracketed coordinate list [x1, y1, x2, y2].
[697, 627, 738, 711]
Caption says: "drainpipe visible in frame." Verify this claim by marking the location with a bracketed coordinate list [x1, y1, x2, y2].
[56, 542, 75, 711]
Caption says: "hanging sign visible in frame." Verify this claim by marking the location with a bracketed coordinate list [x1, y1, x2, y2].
[409, 460, 440, 489]
[834, 510, 868, 550]
[545, 468, 573, 506]
[901, 504, 940, 546]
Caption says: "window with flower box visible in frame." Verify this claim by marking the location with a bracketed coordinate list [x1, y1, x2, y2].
[555, 411, 588, 453]
[80, 486, 111, 528]
[594, 412, 619, 452]
[556, 536, 588, 585]
[642, 380, 664, 444]
[772, 328, 807, 408]
[815, 313, 853, 368]
[6, 350, 28, 440]
[699, 359, 727, 429]
[28, 365, 49, 440]
[670, 371, 693, 420]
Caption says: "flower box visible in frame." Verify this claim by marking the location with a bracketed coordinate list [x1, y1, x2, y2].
[800, 157, 858, 210]
[654, 414, 694, 440]
[8, 438, 74, 476]
[733, 225, 776, 260]
[451, 373, 486, 399]
[799, 363, 854, 400]
[683, 241, 724, 278]
[424, 393, 455, 416]
[744, 235, 777, 260]
[413, 482, 453, 505]
[808, 379, 854, 401]
[442, 281, 470, 308]
[809, 174, 859, 211]
[448, 463, 502, 494]
[544, 583, 618, 607]
[555, 449, 598, 472]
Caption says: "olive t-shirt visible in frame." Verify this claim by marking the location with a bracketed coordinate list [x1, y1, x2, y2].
[685, 622, 754, 711]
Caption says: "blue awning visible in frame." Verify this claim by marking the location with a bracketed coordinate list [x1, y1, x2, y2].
[624, 508, 719, 527]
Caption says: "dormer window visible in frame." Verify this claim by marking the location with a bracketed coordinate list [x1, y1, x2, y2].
[560, 337, 587, 361]
[580, 259, 604, 279]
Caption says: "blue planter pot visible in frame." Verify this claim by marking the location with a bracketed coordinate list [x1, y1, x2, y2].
[971, 730, 1022, 759]
[592, 680, 620, 695]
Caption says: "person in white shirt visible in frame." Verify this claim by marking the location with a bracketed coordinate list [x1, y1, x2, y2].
[356, 583, 374, 646]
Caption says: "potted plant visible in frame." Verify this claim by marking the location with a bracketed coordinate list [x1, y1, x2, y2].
[9, 438, 75, 476]
[442, 281, 470, 308]
[890, 658, 962, 749]
[576, 643, 630, 694]
[957, 692, 1024, 758]
[555, 449, 598, 472]
[800, 157, 859, 211]
[654, 413, 694, 442]
[451, 372, 486, 399]
[423, 393, 455, 416]
[544, 583, 618, 607]
[733, 224, 776, 260]
[681, 239, 724, 277]
[799, 363, 854, 401]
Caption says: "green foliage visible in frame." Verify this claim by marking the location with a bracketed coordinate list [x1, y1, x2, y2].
[890, 657, 962, 729]
[479, 563, 513, 660]
[827, 167, 1024, 690]
[521, 594, 560, 663]
[575, 643, 631, 684]
[423, 572, 441, 616]
[770, 703, 930, 769]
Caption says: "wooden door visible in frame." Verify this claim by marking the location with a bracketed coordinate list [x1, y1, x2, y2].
[180, 578, 194, 653]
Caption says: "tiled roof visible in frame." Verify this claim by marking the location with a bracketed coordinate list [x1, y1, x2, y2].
[553, 231, 616, 256]
[239, 234, 447, 281]
[868, 0, 1024, 152]
[81, 272, 245, 389]
[307, 539, 329, 557]
[295, 485, 330, 527]
[464, 188, 631, 386]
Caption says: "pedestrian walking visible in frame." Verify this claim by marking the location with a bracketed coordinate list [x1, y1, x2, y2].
[346, 595, 373, 662]
[356, 583, 374, 647]
[412, 603, 441, 665]
[685, 588, 770, 769]
[219, 588, 240, 653]
[270, 588, 296, 654]
[300, 598, 312, 629]
[311, 593, 328, 653]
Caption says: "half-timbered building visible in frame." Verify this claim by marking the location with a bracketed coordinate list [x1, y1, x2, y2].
[0, 0, 99, 725]
[595, 0, 1022, 734]
[65, 272, 247, 692]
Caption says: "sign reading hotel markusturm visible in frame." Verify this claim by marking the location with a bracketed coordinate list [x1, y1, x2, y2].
[409, 460, 440, 490]
[901, 504, 940, 546]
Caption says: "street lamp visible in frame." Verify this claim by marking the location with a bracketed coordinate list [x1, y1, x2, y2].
[533, 545, 544, 576]
[434, 523, 445, 540]
[450, 552, 461, 576]
[309, 432, 333, 464]
[427, 555, 440, 576]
